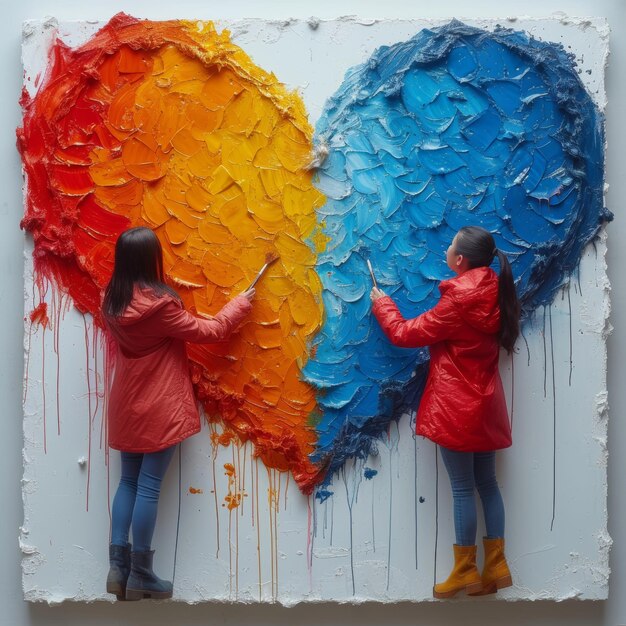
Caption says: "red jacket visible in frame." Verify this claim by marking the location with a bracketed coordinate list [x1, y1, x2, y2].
[105, 288, 251, 453]
[372, 267, 512, 452]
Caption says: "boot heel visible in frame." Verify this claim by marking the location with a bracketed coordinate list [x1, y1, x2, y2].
[125, 587, 144, 601]
[106, 581, 127, 601]
[125, 587, 173, 601]
[466, 581, 483, 595]
[496, 574, 513, 590]
[106, 581, 122, 596]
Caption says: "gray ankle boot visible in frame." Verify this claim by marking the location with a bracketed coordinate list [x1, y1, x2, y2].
[106, 543, 131, 600]
[125, 550, 173, 600]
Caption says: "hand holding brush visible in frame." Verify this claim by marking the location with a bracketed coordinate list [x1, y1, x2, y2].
[367, 259, 387, 301]
[245, 251, 280, 294]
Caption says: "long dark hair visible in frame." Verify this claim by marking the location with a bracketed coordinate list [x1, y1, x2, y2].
[103, 227, 178, 318]
[454, 226, 520, 353]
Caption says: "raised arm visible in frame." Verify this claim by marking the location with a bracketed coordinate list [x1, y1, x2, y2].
[157, 295, 252, 343]
[372, 294, 460, 348]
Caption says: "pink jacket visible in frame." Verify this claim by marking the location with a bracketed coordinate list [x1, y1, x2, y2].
[105, 288, 251, 452]
[373, 267, 512, 452]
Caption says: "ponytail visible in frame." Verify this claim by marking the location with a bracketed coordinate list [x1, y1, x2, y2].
[495, 249, 520, 354]
[454, 226, 520, 353]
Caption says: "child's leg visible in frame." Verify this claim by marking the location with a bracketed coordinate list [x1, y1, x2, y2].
[131, 445, 177, 552]
[474, 451, 505, 538]
[439, 447, 477, 546]
[111, 452, 143, 546]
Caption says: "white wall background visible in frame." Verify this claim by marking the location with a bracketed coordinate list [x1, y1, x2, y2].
[2, 0, 626, 624]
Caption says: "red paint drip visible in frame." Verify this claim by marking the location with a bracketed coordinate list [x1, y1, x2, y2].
[83, 314, 92, 512]
[23, 312, 33, 406]
[52, 289, 61, 436]
[29, 302, 49, 328]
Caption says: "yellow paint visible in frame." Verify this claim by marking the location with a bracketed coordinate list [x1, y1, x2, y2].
[85, 20, 327, 488]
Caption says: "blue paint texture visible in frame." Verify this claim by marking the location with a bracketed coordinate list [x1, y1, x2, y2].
[304, 20, 610, 485]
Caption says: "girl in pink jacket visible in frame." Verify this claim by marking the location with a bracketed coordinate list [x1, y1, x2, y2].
[103, 227, 254, 601]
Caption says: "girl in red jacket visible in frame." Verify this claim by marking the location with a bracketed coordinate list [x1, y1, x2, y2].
[371, 225, 520, 599]
[103, 227, 254, 601]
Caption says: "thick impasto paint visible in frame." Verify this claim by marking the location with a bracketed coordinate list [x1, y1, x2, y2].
[20, 15, 609, 497]
[19, 16, 610, 603]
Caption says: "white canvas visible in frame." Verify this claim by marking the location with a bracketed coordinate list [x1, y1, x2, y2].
[20, 16, 610, 604]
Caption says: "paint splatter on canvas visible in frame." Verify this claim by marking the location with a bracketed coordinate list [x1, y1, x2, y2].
[19, 15, 609, 496]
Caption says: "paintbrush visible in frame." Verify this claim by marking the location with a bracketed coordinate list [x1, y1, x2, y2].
[366, 259, 378, 289]
[247, 251, 280, 290]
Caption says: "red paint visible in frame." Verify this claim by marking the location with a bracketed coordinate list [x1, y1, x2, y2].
[29, 302, 49, 328]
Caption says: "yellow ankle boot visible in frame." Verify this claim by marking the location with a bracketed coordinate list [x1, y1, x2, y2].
[433, 544, 483, 599]
[469, 537, 513, 595]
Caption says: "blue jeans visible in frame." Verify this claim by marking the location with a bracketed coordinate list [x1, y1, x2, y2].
[439, 447, 505, 546]
[111, 445, 177, 552]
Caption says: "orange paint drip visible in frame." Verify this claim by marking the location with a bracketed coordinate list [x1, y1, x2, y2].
[19, 13, 329, 493]
[188, 486, 203, 494]
[209, 424, 221, 558]
[223, 462, 247, 510]
[211, 429, 236, 448]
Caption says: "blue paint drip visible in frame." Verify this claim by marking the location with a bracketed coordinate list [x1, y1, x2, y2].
[364, 467, 378, 480]
[305, 20, 609, 489]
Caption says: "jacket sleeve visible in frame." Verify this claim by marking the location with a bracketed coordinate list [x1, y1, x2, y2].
[157, 295, 252, 343]
[372, 294, 461, 348]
